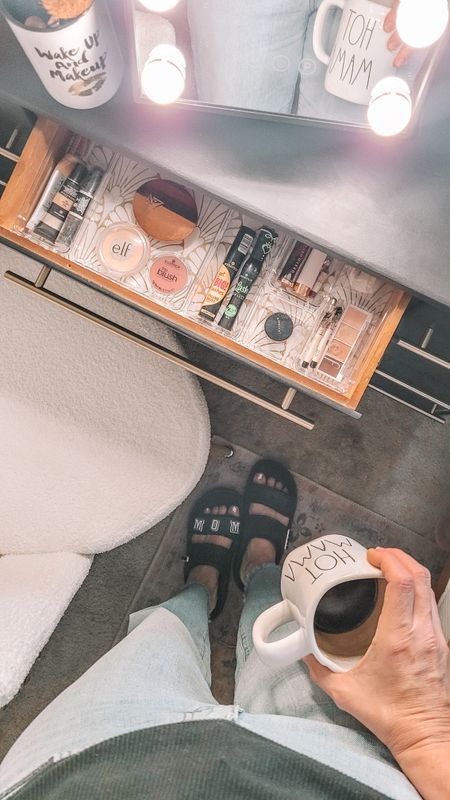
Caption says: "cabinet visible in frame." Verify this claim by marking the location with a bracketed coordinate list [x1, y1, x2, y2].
[370, 298, 450, 423]
[0, 117, 409, 429]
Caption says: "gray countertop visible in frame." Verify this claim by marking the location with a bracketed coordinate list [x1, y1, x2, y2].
[1, 14, 449, 307]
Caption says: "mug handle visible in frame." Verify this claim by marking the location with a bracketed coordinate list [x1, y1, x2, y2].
[252, 599, 309, 667]
[312, 0, 346, 66]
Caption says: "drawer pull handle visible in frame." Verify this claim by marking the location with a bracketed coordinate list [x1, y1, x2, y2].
[0, 145, 20, 163]
[420, 327, 434, 349]
[374, 369, 450, 410]
[369, 383, 447, 424]
[396, 339, 450, 370]
[4, 268, 315, 432]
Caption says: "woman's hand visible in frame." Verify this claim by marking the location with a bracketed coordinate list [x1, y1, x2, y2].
[303, 548, 450, 761]
[384, 0, 414, 67]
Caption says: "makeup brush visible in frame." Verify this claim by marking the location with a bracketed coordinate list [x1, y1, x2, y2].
[40, 0, 92, 19]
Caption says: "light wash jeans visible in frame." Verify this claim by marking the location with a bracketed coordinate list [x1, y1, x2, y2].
[0, 566, 420, 799]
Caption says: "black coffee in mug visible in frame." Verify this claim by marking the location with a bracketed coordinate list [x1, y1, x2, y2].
[314, 578, 384, 659]
[314, 578, 379, 634]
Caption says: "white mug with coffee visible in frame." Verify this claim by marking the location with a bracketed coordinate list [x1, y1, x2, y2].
[252, 535, 384, 673]
[313, 0, 394, 105]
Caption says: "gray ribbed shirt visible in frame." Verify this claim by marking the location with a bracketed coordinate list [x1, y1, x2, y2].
[11, 720, 392, 799]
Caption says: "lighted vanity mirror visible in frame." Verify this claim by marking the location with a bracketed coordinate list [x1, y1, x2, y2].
[129, 0, 446, 136]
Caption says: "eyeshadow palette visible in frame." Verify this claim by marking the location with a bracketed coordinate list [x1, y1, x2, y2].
[316, 305, 372, 382]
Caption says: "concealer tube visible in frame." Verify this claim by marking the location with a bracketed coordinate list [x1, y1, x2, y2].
[26, 154, 81, 232]
[35, 163, 87, 243]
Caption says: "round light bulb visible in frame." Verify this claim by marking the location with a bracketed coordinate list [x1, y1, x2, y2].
[367, 77, 412, 137]
[138, 0, 180, 12]
[141, 44, 186, 105]
[396, 0, 449, 48]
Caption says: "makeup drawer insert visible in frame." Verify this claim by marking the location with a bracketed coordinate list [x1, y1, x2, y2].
[0, 117, 409, 422]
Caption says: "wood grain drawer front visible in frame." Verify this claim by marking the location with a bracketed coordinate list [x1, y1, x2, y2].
[0, 117, 409, 413]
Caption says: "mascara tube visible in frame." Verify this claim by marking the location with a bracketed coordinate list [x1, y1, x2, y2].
[219, 226, 277, 332]
[199, 226, 255, 321]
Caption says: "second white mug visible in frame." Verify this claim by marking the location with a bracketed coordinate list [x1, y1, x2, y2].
[313, 0, 395, 105]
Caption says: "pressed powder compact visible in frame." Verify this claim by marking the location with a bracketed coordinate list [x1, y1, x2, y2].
[97, 223, 150, 275]
[133, 179, 198, 243]
[316, 305, 372, 381]
[150, 256, 188, 294]
[264, 312, 294, 341]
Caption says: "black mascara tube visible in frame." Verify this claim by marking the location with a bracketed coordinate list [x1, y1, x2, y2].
[219, 226, 277, 332]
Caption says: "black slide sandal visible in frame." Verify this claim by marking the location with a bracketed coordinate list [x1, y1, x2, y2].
[233, 459, 297, 592]
[184, 488, 242, 620]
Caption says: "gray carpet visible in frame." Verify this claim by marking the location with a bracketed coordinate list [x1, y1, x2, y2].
[1, 266, 449, 761]
[185, 338, 450, 540]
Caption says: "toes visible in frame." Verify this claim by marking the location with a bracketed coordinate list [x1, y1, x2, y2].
[267, 477, 276, 488]
[219, 505, 227, 515]
[254, 472, 266, 485]
[204, 507, 211, 514]
[229, 505, 240, 516]
[212, 506, 219, 514]
[275, 481, 283, 491]
[283, 486, 289, 494]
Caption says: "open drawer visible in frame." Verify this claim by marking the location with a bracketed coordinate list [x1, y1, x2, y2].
[0, 117, 409, 418]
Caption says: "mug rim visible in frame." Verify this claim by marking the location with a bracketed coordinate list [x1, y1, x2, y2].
[0, 0, 95, 33]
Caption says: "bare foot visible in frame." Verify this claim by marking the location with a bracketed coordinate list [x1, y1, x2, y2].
[187, 503, 240, 612]
[240, 472, 290, 585]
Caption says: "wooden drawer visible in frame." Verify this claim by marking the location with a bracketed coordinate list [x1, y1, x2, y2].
[0, 117, 409, 415]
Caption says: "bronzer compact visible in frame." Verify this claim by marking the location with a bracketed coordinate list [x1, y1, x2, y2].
[133, 179, 198, 243]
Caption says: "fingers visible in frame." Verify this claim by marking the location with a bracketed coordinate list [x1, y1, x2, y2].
[368, 548, 436, 634]
[388, 29, 403, 52]
[388, 549, 433, 621]
[303, 655, 338, 695]
[384, 0, 400, 32]
[383, 1, 413, 66]
[368, 548, 415, 630]
[393, 44, 414, 68]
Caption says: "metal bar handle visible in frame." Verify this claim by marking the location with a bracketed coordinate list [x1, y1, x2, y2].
[4, 269, 315, 431]
[396, 339, 450, 371]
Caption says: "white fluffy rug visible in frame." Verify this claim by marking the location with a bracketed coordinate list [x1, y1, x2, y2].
[0, 244, 210, 554]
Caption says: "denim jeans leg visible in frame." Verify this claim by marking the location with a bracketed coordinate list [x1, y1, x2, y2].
[0, 585, 230, 797]
[234, 564, 372, 733]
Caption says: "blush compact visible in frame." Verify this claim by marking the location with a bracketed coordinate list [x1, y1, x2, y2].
[150, 256, 188, 294]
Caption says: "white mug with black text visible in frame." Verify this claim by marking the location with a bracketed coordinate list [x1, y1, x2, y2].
[253, 535, 384, 673]
[0, 0, 123, 109]
[313, 0, 394, 105]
